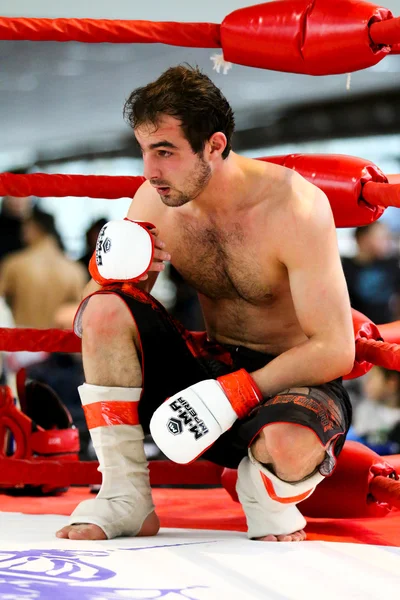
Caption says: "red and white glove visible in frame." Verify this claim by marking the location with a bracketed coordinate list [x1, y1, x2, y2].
[89, 219, 155, 285]
[149, 369, 262, 464]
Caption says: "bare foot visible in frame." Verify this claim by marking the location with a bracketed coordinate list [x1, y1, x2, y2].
[136, 511, 160, 537]
[56, 523, 107, 541]
[56, 511, 160, 540]
[255, 529, 306, 542]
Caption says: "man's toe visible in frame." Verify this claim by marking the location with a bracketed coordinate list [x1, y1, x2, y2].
[55, 526, 71, 539]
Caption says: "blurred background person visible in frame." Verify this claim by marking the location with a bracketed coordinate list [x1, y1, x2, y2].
[0, 206, 88, 447]
[78, 217, 107, 274]
[342, 222, 400, 325]
[348, 366, 400, 455]
[0, 206, 86, 328]
[50, 217, 109, 330]
[0, 196, 33, 263]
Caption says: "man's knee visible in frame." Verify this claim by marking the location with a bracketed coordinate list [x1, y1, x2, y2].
[252, 422, 326, 482]
[82, 294, 138, 344]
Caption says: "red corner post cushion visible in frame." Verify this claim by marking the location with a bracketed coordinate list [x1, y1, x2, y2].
[222, 442, 398, 519]
[0, 378, 80, 494]
[299, 442, 397, 519]
[258, 154, 387, 228]
[221, 0, 392, 75]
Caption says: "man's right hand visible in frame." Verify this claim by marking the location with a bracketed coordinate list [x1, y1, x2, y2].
[137, 225, 170, 282]
[150, 369, 262, 464]
[89, 219, 170, 286]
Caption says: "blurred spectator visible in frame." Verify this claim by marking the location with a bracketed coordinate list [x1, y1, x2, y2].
[0, 196, 32, 262]
[342, 222, 400, 324]
[349, 366, 400, 454]
[0, 206, 87, 328]
[78, 217, 107, 273]
[0, 207, 90, 456]
[0, 297, 15, 386]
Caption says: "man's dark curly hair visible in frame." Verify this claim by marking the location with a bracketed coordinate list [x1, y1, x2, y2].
[123, 65, 235, 159]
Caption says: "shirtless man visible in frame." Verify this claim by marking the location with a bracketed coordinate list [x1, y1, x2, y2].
[56, 65, 354, 543]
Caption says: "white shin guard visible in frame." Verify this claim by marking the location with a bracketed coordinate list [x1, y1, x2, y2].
[237, 449, 324, 539]
[69, 384, 154, 539]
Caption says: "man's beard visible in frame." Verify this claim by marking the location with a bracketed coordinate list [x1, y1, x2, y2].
[158, 155, 211, 207]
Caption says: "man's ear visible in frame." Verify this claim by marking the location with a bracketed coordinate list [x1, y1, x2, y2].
[207, 132, 227, 159]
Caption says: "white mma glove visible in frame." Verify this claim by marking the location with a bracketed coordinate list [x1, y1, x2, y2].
[237, 448, 324, 539]
[150, 369, 262, 464]
[89, 218, 155, 285]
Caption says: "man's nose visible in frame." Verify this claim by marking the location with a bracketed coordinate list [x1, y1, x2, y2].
[143, 156, 162, 182]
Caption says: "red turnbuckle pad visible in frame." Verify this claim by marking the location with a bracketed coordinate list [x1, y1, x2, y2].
[0, 381, 81, 493]
[0, 386, 32, 459]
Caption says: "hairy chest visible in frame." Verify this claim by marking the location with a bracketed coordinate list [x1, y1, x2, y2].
[168, 218, 280, 302]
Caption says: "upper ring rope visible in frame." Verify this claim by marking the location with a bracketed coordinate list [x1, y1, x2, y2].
[0, 173, 145, 199]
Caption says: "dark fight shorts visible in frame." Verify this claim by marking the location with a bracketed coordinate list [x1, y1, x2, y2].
[75, 283, 352, 473]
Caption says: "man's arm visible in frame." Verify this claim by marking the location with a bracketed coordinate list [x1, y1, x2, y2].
[251, 183, 355, 397]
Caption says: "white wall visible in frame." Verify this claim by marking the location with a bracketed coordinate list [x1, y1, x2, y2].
[0, 0, 262, 20]
[1, 0, 400, 19]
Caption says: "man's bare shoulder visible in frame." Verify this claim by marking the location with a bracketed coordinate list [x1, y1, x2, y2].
[239, 155, 301, 201]
[285, 170, 333, 228]
[126, 180, 166, 222]
[245, 157, 332, 223]
[1, 248, 29, 268]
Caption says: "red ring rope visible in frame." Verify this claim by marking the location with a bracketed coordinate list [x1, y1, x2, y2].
[0, 326, 399, 372]
[0, 328, 81, 353]
[369, 476, 400, 510]
[355, 338, 400, 371]
[369, 16, 400, 46]
[0, 457, 223, 487]
[0, 173, 145, 199]
[0, 17, 221, 47]
[2, 173, 400, 212]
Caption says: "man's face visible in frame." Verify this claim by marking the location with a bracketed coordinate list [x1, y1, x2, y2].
[363, 367, 386, 402]
[362, 223, 392, 259]
[3, 196, 31, 219]
[134, 115, 211, 207]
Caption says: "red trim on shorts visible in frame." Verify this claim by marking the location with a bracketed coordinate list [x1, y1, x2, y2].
[83, 400, 139, 429]
[260, 472, 313, 504]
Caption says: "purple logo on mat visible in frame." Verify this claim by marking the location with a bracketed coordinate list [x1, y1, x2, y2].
[0, 549, 209, 599]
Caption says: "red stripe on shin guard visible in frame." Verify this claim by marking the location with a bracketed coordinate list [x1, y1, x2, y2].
[261, 472, 313, 504]
[83, 400, 139, 429]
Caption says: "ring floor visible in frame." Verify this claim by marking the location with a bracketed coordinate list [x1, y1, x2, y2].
[0, 487, 399, 599]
